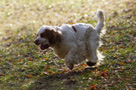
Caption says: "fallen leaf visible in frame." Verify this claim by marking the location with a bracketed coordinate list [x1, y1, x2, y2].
[89, 84, 96, 90]
[82, 64, 87, 67]
[18, 59, 23, 62]
[45, 58, 49, 61]
[27, 74, 33, 77]
[45, 65, 50, 70]
[119, 62, 125, 66]
[51, 72, 55, 75]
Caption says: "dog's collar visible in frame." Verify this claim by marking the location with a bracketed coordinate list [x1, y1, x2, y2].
[72, 25, 77, 32]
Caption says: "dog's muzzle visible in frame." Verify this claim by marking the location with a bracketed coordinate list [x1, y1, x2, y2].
[34, 39, 49, 50]
[34, 39, 40, 45]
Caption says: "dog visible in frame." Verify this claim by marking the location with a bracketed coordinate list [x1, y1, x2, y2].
[34, 11, 105, 70]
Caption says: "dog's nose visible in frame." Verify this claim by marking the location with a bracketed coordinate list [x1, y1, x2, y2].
[34, 39, 40, 45]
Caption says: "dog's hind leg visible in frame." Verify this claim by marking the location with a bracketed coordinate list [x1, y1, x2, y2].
[86, 39, 99, 66]
[65, 61, 73, 70]
[83, 26, 98, 66]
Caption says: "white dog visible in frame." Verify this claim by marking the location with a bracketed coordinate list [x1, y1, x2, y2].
[34, 11, 105, 70]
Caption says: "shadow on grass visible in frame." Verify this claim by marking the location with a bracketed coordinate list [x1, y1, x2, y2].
[28, 67, 97, 90]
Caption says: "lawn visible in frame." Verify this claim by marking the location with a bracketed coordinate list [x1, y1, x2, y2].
[0, 0, 135, 90]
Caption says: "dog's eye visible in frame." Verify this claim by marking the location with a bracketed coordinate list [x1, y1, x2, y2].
[40, 33, 45, 38]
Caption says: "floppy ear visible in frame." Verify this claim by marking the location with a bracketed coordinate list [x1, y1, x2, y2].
[40, 28, 51, 38]
[47, 29, 62, 46]
[40, 27, 62, 46]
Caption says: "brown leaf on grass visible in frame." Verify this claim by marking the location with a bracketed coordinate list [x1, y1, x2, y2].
[45, 58, 49, 61]
[44, 65, 50, 70]
[119, 62, 125, 66]
[111, 46, 115, 49]
[4, 87, 6, 90]
[41, 72, 46, 75]
[45, 70, 55, 75]
[89, 84, 97, 90]
[28, 58, 33, 61]
[51, 72, 55, 75]
[100, 70, 107, 78]
[27, 74, 33, 78]
[0, 73, 4, 76]
[82, 64, 87, 67]
[63, 68, 66, 72]
[14, 73, 17, 77]
[18, 59, 23, 62]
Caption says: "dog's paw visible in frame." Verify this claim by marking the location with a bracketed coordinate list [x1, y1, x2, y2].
[66, 62, 74, 70]
[68, 64, 74, 70]
[67, 64, 73, 70]
[86, 61, 96, 66]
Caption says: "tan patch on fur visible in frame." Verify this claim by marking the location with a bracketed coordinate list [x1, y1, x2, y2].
[40, 28, 62, 46]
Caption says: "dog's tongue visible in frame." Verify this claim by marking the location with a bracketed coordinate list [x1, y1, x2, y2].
[40, 45, 45, 50]
[40, 44, 49, 50]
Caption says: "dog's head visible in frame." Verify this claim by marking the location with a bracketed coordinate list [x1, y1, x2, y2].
[34, 26, 62, 50]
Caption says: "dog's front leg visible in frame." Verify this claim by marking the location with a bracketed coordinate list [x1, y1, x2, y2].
[64, 48, 77, 70]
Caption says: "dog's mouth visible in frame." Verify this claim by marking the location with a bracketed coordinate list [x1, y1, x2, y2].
[40, 44, 49, 50]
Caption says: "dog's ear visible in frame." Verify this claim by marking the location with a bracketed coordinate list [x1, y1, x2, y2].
[47, 29, 57, 44]
[40, 27, 61, 46]
[40, 27, 52, 38]
[48, 29, 62, 46]
[40, 28, 49, 38]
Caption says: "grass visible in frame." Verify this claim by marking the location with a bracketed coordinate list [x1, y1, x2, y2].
[0, 0, 136, 90]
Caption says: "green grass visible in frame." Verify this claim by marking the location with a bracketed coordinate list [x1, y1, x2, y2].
[0, 0, 136, 90]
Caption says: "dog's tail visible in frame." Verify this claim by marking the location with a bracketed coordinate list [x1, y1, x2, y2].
[95, 11, 105, 35]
